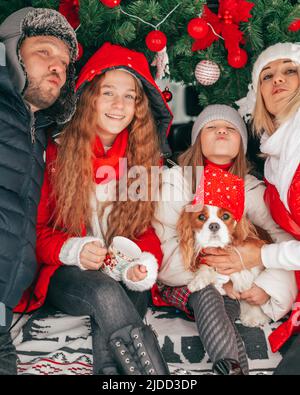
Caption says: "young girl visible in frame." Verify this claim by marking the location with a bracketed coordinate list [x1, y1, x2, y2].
[152, 104, 297, 375]
[14, 42, 172, 375]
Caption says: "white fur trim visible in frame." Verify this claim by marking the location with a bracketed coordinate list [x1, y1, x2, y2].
[122, 252, 158, 291]
[59, 236, 105, 271]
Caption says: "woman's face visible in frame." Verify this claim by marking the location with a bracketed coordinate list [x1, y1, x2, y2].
[95, 69, 137, 145]
[200, 120, 241, 164]
[260, 59, 300, 116]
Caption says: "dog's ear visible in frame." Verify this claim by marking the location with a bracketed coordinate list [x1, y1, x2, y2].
[177, 209, 196, 271]
[232, 216, 258, 244]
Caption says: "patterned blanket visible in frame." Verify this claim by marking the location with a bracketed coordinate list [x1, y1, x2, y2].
[11, 305, 289, 375]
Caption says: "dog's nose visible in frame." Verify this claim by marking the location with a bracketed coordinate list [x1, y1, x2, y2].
[209, 222, 220, 233]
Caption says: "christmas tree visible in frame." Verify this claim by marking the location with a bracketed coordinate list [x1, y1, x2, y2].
[1, 0, 300, 107]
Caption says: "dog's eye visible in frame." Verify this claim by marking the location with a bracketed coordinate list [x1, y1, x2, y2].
[198, 214, 206, 221]
[222, 213, 230, 220]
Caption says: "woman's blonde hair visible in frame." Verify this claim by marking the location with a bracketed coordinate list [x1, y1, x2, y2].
[252, 65, 300, 136]
[50, 72, 160, 245]
[178, 130, 249, 193]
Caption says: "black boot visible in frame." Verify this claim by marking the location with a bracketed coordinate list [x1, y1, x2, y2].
[212, 358, 244, 375]
[109, 324, 170, 375]
[100, 366, 120, 375]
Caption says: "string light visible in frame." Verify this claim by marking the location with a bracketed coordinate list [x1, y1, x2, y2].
[119, 3, 181, 30]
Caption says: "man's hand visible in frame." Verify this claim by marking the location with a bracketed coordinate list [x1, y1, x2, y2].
[126, 264, 148, 282]
[79, 241, 107, 270]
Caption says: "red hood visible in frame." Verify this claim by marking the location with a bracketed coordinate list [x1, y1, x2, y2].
[76, 42, 173, 156]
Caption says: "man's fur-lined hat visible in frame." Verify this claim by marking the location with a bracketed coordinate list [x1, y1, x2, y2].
[0, 7, 78, 124]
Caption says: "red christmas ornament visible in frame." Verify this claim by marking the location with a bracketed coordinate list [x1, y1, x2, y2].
[100, 0, 121, 8]
[288, 19, 300, 32]
[76, 43, 83, 61]
[227, 48, 248, 68]
[145, 30, 167, 52]
[59, 0, 80, 30]
[187, 18, 209, 39]
[162, 87, 173, 102]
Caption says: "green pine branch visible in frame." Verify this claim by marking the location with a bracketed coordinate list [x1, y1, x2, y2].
[1, 0, 300, 107]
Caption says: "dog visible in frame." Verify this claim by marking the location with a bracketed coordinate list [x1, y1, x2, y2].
[177, 204, 270, 327]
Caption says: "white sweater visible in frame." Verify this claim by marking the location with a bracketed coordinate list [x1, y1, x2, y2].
[153, 166, 298, 322]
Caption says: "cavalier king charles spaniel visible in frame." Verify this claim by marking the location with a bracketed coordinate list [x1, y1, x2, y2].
[177, 204, 270, 327]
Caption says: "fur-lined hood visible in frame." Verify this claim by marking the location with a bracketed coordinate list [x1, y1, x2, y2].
[76, 42, 173, 157]
[0, 7, 77, 124]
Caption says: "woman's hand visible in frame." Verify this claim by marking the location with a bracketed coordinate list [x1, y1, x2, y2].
[223, 281, 241, 300]
[80, 241, 108, 270]
[240, 284, 270, 306]
[126, 264, 148, 282]
[202, 240, 265, 275]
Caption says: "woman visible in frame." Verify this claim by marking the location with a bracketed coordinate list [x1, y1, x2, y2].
[203, 43, 300, 373]
[14, 42, 172, 375]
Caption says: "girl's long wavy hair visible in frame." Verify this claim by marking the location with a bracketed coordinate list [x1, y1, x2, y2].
[51, 73, 160, 245]
[178, 131, 249, 193]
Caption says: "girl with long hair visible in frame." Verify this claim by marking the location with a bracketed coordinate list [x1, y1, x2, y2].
[205, 43, 300, 374]
[14, 42, 172, 375]
[152, 104, 297, 375]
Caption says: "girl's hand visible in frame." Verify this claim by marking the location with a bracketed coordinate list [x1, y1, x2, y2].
[223, 281, 241, 300]
[240, 284, 270, 306]
[202, 240, 265, 275]
[80, 241, 108, 270]
[126, 264, 148, 282]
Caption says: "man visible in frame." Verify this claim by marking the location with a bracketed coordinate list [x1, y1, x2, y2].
[0, 7, 78, 374]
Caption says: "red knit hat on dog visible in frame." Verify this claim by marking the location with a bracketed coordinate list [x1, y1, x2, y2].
[192, 165, 245, 221]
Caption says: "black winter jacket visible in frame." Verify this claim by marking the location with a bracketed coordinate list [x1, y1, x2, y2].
[0, 63, 49, 331]
[0, 8, 76, 332]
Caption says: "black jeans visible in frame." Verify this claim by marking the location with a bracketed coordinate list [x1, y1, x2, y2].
[122, 285, 151, 319]
[0, 331, 17, 375]
[46, 266, 146, 374]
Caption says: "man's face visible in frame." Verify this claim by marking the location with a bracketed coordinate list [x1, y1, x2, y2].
[20, 36, 70, 112]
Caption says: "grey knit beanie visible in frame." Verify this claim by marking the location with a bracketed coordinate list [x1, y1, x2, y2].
[191, 104, 248, 153]
[19, 8, 78, 62]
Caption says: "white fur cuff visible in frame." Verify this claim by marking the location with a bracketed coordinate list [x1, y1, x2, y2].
[122, 252, 158, 291]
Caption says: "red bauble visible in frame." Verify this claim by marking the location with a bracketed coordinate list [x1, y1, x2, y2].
[145, 30, 167, 52]
[187, 17, 209, 39]
[227, 48, 248, 68]
[162, 87, 173, 102]
[76, 43, 83, 61]
[288, 19, 300, 32]
[100, 0, 121, 8]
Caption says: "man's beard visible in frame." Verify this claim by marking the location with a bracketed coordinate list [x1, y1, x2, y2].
[23, 73, 62, 110]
